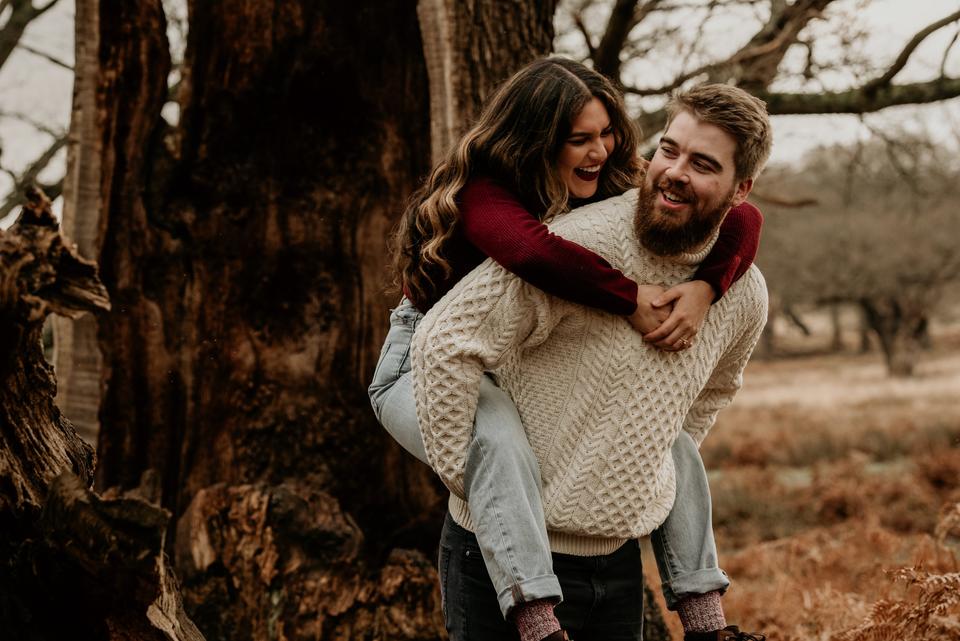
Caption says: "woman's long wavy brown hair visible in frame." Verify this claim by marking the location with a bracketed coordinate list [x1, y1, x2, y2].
[393, 57, 642, 310]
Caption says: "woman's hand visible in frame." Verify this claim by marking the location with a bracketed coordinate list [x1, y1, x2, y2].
[642, 280, 716, 351]
[627, 285, 671, 334]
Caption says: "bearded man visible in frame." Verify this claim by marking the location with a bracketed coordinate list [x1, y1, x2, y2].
[413, 83, 772, 641]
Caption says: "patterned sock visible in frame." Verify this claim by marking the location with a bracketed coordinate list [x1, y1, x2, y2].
[677, 590, 726, 633]
[512, 598, 562, 641]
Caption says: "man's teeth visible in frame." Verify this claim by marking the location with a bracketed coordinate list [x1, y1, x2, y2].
[662, 190, 685, 203]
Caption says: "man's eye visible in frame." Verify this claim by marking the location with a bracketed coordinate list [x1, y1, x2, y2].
[660, 146, 677, 157]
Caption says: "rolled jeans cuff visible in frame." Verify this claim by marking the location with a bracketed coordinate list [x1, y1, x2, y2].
[660, 567, 730, 610]
[498, 573, 563, 619]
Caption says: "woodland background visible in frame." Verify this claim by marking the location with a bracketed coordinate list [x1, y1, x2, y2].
[1, 1, 959, 640]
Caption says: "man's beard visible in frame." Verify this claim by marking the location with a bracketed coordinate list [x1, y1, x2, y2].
[635, 177, 734, 257]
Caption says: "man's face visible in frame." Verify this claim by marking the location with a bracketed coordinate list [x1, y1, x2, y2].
[637, 110, 753, 256]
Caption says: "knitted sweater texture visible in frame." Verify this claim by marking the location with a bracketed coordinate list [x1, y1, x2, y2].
[412, 189, 768, 556]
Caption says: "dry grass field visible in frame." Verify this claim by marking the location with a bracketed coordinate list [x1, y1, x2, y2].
[645, 331, 960, 641]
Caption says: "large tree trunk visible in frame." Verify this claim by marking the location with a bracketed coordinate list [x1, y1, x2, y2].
[417, 0, 558, 160]
[0, 188, 201, 641]
[84, 1, 556, 638]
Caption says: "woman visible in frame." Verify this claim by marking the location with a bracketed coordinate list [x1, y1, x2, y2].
[369, 57, 760, 641]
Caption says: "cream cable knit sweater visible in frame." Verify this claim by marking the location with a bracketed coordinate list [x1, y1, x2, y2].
[412, 189, 768, 556]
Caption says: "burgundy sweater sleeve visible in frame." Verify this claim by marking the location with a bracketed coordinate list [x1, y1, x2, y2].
[693, 200, 764, 301]
[459, 177, 638, 315]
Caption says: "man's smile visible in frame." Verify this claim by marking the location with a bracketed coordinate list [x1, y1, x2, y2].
[655, 180, 694, 213]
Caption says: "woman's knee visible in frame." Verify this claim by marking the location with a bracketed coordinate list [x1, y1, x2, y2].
[671, 430, 701, 467]
[474, 381, 526, 441]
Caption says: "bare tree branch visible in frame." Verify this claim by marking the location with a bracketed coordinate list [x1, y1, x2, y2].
[0, 0, 63, 69]
[864, 9, 960, 91]
[648, 0, 766, 9]
[0, 109, 67, 137]
[613, 2, 960, 141]
[739, 0, 834, 85]
[622, 0, 835, 98]
[798, 38, 816, 79]
[594, 0, 644, 80]
[664, 0, 721, 93]
[16, 40, 72, 70]
[940, 28, 959, 79]
[0, 134, 67, 222]
[0, 0, 32, 69]
[633, 74, 960, 144]
[573, 10, 596, 59]
[760, 76, 960, 115]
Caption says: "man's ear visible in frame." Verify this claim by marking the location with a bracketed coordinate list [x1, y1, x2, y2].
[730, 177, 753, 207]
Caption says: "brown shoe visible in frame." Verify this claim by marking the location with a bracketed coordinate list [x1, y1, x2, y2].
[685, 626, 766, 641]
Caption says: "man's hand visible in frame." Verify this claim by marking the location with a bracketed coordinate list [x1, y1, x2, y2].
[627, 284, 671, 334]
[643, 280, 715, 351]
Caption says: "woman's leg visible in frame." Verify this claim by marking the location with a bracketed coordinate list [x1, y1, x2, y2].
[368, 300, 429, 462]
[368, 300, 561, 619]
[465, 376, 561, 617]
[650, 430, 730, 609]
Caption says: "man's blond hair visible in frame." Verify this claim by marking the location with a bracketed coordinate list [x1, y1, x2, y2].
[666, 84, 772, 180]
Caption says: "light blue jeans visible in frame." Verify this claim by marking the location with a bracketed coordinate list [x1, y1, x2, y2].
[368, 298, 729, 618]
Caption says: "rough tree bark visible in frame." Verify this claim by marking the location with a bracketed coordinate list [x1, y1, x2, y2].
[79, 1, 557, 639]
[0, 188, 201, 641]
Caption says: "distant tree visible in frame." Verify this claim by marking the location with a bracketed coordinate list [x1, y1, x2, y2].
[759, 133, 960, 376]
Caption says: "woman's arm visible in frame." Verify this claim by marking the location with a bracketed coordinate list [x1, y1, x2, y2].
[694, 200, 764, 299]
[459, 176, 640, 316]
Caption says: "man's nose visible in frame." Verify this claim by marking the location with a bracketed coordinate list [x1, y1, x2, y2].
[663, 159, 689, 183]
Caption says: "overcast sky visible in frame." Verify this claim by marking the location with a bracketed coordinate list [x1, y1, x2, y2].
[1, 0, 959, 228]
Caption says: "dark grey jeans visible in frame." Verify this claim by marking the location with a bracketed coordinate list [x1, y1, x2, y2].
[440, 513, 644, 641]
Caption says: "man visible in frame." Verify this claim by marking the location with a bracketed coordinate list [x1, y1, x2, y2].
[412, 84, 772, 641]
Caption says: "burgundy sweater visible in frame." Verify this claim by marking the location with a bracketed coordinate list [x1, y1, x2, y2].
[409, 176, 763, 313]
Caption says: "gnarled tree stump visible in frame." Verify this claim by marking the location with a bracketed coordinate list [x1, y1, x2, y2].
[0, 187, 202, 641]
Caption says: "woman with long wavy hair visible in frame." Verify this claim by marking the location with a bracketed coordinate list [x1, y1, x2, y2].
[369, 57, 763, 641]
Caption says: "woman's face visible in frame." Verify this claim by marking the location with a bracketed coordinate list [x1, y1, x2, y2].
[556, 97, 616, 200]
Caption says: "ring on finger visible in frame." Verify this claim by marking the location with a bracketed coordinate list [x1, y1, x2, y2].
[678, 337, 691, 348]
